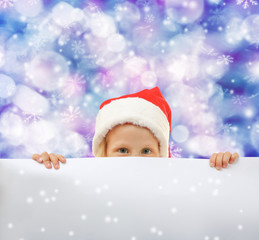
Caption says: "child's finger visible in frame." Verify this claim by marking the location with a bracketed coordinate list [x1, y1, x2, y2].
[49, 153, 60, 170]
[56, 154, 66, 163]
[41, 152, 52, 169]
[215, 152, 224, 170]
[32, 153, 43, 163]
[222, 151, 231, 168]
[209, 153, 217, 168]
[229, 152, 240, 164]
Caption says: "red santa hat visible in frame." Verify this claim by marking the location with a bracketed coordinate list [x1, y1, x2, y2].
[92, 87, 172, 157]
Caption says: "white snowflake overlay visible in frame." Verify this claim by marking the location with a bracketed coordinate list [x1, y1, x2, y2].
[71, 40, 86, 58]
[217, 55, 234, 65]
[22, 111, 42, 125]
[208, 7, 226, 26]
[0, 0, 15, 8]
[64, 74, 86, 96]
[136, 0, 153, 8]
[144, 14, 155, 24]
[169, 142, 183, 158]
[201, 47, 218, 56]
[61, 105, 81, 123]
[221, 123, 234, 134]
[232, 95, 247, 105]
[236, 0, 258, 9]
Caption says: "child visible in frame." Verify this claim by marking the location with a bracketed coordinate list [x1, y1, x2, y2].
[32, 87, 240, 170]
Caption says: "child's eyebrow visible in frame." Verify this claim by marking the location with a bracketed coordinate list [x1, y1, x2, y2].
[109, 142, 128, 147]
[141, 145, 155, 149]
[114, 144, 130, 149]
[111, 143, 155, 149]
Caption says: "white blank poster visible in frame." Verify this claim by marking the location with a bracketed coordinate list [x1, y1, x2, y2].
[0, 157, 259, 240]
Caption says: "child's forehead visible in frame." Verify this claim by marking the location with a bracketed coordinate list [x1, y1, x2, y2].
[106, 123, 158, 141]
[110, 123, 149, 131]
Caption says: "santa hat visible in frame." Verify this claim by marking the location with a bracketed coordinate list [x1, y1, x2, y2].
[92, 87, 172, 157]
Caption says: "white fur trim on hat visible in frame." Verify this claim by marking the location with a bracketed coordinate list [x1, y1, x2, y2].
[92, 97, 170, 157]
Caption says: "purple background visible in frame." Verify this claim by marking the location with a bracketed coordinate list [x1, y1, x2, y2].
[0, 0, 259, 158]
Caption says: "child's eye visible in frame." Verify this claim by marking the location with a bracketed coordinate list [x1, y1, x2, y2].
[118, 148, 128, 154]
[142, 148, 151, 154]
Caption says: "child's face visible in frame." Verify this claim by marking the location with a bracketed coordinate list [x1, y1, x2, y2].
[105, 124, 160, 157]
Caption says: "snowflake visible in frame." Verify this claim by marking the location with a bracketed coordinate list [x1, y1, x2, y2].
[27, 0, 38, 5]
[62, 22, 80, 37]
[201, 47, 218, 56]
[231, 95, 247, 105]
[136, 0, 152, 7]
[69, 73, 86, 85]
[49, 92, 64, 106]
[169, 142, 183, 158]
[58, 34, 70, 46]
[71, 40, 85, 57]
[0, 0, 15, 8]
[29, 34, 48, 50]
[60, 105, 81, 123]
[87, 2, 101, 11]
[236, 0, 258, 9]
[144, 14, 155, 24]
[65, 74, 86, 95]
[62, 22, 75, 35]
[217, 54, 234, 65]
[207, 7, 226, 26]
[208, 7, 226, 25]
[82, 54, 98, 67]
[86, 1, 102, 16]
[221, 123, 234, 134]
[22, 111, 42, 125]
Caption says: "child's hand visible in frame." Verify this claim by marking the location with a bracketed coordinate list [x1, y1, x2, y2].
[32, 152, 66, 170]
[209, 152, 239, 170]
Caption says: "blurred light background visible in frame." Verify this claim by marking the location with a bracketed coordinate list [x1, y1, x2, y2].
[0, 0, 259, 159]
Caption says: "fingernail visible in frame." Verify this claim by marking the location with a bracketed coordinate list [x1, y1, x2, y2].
[55, 164, 59, 169]
[39, 158, 43, 163]
[223, 164, 227, 168]
[47, 163, 51, 167]
[210, 163, 214, 167]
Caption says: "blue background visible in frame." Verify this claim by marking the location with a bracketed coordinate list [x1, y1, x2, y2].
[0, 0, 259, 158]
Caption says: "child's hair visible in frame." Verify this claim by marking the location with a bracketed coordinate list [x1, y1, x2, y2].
[95, 138, 106, 157]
